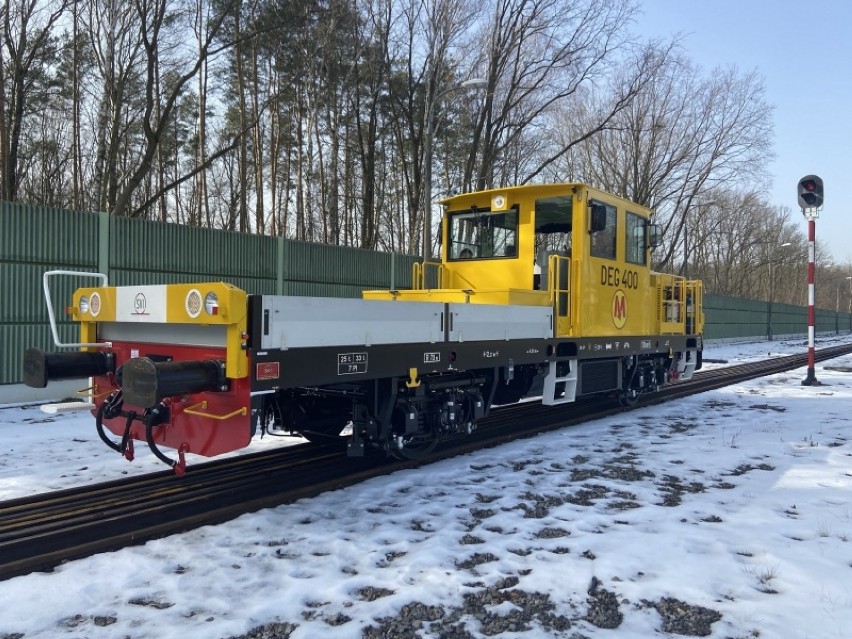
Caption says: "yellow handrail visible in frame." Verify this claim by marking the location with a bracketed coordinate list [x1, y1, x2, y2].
[77, 384, 112, 399]
[655, 272, 703, 334]
[182, 401, 247, 421]
[547, 254, 571, 334]
[412, 260, 445, 289]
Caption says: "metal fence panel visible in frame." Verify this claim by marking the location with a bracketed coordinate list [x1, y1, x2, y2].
[1, 204, 422, 383]
[703, 294, 850, 342]
[284, 281, 370, 299]
[0, 323, 78, 387]
[108, 269, 277, 295]
[2, 203, 850, 384]
[283, 240, 388, 287]
[110, 216, 278, 281]
[0, 203, 99, 266]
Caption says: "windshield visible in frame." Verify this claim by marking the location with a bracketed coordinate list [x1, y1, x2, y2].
[447, 206, 519, 260]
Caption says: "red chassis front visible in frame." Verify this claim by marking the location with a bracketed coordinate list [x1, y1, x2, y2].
[93, 341, 253, 475]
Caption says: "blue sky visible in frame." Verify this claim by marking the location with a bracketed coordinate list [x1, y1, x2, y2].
[635, 0, 852, 265]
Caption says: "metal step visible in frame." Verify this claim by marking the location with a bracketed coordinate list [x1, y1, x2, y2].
[541, 359, 578, 406]
[40, 401, 95, 414]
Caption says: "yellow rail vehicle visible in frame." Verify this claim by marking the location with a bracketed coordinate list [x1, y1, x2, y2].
[368, 182, 703, 404]
[24, 183, 703, 472]
[370, 183, 702, 338]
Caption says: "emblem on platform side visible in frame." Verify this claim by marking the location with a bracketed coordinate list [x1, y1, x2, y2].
[612, 289, 627, 329]
[133, 293, 148, 316]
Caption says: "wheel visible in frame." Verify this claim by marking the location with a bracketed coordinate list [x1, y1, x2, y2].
[618, 390, 640, 407]
[389, 431, 440, 460]
[299, 404, 350, 445]
[268, 395, 351, 445]
[300, 420, 349, 444]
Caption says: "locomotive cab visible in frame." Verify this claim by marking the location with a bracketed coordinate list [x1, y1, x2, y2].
[368, 182, 703, 343]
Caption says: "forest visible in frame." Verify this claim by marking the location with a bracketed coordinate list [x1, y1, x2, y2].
[1, 0, 850, 310]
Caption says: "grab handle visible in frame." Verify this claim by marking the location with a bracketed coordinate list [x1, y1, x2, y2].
[43, 270, 111, 349]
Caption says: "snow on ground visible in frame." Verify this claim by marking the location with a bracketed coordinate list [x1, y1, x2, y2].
[1, 336, 851, 638]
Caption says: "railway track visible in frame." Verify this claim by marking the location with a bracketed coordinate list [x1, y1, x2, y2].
[1, 343, 850, 581]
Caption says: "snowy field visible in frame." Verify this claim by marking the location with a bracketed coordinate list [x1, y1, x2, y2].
[1, 336, 851, 638]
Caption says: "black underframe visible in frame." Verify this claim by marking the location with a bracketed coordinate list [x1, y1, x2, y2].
[249, 335, 700, 391]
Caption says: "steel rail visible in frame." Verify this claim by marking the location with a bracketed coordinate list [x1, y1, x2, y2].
[0, 343, 850, 581]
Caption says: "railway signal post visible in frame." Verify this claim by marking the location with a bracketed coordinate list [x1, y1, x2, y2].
[798, 175, 824, 386]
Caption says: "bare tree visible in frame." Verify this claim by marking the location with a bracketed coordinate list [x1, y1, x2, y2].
[571, 50, 774, 270]
[0, 0, 72, 201]
[349, 0, 387, 248]
[82, 0, 237, 218]
[681, 190, 804, 302]
[383, 0, 479, 253]
[84, 0, 145, 213]
[3, 0, 841, 290]
[462, 0, 652, 192]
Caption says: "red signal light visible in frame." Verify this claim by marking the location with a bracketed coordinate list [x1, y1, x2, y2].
[797, 174, 823, 210]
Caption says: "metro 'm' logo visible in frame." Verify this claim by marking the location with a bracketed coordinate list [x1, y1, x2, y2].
[612, 289, 627, 329]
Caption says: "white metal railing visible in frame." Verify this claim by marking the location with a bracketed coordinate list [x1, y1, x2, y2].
[42, 270, 111, 348]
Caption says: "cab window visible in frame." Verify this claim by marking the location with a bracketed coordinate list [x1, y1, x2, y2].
[534, 195, 573, 254]
[589, 200, 616, 260]
[625, 212, 647, 265]
[448, 205, 519, 260]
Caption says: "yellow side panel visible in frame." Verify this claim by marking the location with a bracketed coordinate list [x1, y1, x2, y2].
[650, 273, 702, 336]
[163, 283, 247, 325]
[70, 282, 249, 379]
[566, 258, 655, 338]
[556, 316, 571, 336]
[71, 282, 246, 327]
[363, 288, 551, 306]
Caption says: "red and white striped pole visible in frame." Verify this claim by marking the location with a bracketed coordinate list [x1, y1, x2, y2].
[798, 174, 823, 387]
[802, 216, 819, 385]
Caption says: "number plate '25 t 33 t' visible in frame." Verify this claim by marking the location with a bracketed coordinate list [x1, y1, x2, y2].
[338, 352, 368, 375]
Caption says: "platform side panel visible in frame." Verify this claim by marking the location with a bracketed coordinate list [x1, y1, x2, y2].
[99, 323, 228, 347]
[259, 296, 446, 349]
[447, 303, 553, 342]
